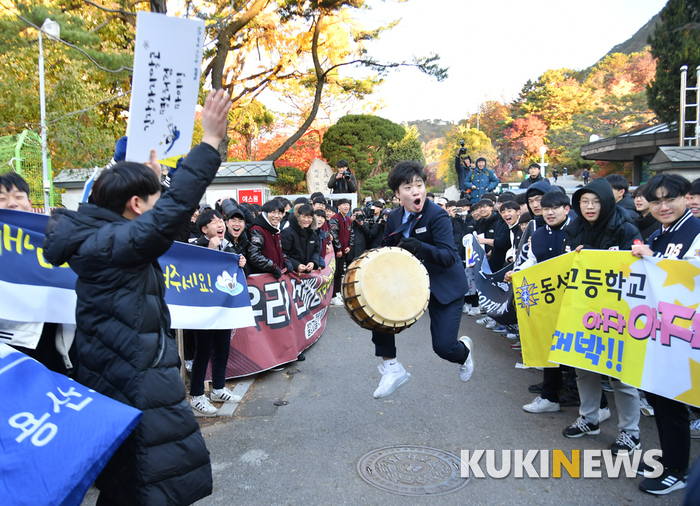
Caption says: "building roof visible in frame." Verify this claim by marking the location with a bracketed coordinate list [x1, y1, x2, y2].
[217, 161, 278, 183]
[53, 160, 278, 189]
[53, 168, 99, 189]
[580, 123, 679, 162]
[648, 146, 700, 171]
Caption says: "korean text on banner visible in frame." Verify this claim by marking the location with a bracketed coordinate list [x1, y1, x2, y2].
[126, 12, 205, 162]
[0, 343, 141, 506]
[0, 209, 254, 331]
[512, 250, 700, 408]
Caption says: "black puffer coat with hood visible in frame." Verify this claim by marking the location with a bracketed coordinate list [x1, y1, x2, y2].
[281, 207, 321, 271]
[566, 178, 641, 250]
[42, 143, 218, 505]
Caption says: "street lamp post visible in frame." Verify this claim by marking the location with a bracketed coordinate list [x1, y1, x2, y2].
[539, 145, 548, 179]
[39, 18, 60, 214]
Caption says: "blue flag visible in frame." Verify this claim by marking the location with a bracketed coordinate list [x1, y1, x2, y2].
[0, 343, 141, 506]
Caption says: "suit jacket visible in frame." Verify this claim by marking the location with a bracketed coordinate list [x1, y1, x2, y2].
[382, 198, 468, 305]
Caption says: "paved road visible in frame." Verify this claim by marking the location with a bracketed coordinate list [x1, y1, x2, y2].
[81, 304, 699, 505]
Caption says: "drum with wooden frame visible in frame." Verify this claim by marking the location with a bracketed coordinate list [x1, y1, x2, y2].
[342, 247, 430, 334]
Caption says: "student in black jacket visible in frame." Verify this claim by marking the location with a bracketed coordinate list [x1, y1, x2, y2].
[565, 179, 641, 251]
[223, 206, 268, 276]
[190, 209, 244, 416]
[505, 190, 572, 414]
[41, 89, 232, 505]
[475, 199, 500, 256]
[347, 206, 371, 262]
[561, 179, 642, 456]
[281, 204, 321, 273]
[632, 185, 661, 241]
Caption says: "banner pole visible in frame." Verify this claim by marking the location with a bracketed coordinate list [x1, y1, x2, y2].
[176, 328, 186, 385]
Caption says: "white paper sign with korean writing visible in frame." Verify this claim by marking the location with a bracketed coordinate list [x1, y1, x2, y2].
[126, 12, 204, 162]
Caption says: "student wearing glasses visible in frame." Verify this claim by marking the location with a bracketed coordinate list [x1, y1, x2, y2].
[631, 174, 700, 495]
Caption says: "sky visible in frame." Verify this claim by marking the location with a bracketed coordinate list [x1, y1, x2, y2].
[335, 0, 669, 124]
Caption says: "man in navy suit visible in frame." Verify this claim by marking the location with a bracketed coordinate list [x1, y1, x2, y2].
[371, 161, 474, 398]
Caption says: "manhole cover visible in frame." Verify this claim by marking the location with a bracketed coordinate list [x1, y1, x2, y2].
[356, 445, 470, 496]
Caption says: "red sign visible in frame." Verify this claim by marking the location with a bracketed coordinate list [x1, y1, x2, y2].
[238, 188, 263, 205]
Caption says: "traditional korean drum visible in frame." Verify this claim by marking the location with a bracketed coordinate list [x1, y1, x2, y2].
[342, 247, 430, 334]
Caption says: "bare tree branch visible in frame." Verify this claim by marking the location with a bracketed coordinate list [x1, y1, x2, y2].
[17, 15, 133, 73]
[82, 0, 136, 16]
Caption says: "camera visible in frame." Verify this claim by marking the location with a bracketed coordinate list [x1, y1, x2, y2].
[220, 198, 238, 219]
[458, 139, 467, 157]
[342, 170, 352, 181]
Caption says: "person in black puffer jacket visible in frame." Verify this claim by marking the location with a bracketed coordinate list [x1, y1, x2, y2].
[41, 90, 232, 506]
[566, 178, 641, 251]
[347, 206, 371, 262]
[632, 184, 661, 242]
[223, 206, 269, 276]
[281, 203, 321, 273]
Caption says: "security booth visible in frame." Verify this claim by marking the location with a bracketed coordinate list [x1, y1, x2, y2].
[580, 123, 678, 185]
[648, 146, 700, 181]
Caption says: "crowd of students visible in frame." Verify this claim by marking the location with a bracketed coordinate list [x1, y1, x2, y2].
[4, 120, 700, 499]
[444, 165, 700, 496]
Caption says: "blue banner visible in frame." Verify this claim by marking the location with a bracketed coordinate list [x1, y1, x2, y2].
[0, 343, 141, 506]
[0, 209, 254, 330]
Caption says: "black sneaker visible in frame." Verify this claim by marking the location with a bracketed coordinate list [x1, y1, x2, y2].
[610, 430, 641, 455]
[563, 416, 601, 438]
[639, 468, 686, 495]
[528, 382, 543, 393]
[558, 389, 581, 407]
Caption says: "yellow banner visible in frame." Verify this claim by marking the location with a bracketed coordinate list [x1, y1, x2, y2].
[512, 250, 700, 407]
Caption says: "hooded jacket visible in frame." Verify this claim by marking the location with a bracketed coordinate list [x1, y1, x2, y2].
[464, 158, 499, 202]
[42, 143, 217, 505]
[566, 178, 641, 251]
[281, 208, 321, 271]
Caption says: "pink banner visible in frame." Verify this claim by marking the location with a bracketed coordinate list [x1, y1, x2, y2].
[220, 254, 336, 378]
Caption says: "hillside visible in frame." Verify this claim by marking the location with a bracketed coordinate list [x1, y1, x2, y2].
[600, 12, 661, 60]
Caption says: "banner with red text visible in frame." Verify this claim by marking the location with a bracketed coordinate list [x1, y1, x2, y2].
[513, 250, 700, 407]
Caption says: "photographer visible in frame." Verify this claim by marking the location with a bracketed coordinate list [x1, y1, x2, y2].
[454, 141, 473, 200]
[347, 207, 371, 262]
[366, 200, 386, 249]
[327, 159, 358, 194]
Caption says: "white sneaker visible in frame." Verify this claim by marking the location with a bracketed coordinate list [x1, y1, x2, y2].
[330, 293, 344, 306]
[598, 406, 611, 423]
[462, 303, 470, 314]
[505, 333, 519, 340]
[467, 307, 481, 316]
[190, 394, 217, 416]
[640, 396, 654, 417]
[523, 396, 560, 413]
[458, 336, 474, 382]
[476, 316, 490, 325]
[485, 319, 497, 329]
[211, 387, 242, 403]
[373, 362, 411, 398]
